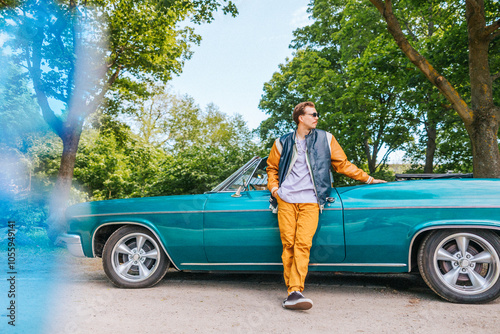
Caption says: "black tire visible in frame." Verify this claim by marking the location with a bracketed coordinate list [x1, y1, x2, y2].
[418, 229, 500, 303]
[102, 225, 170, 288]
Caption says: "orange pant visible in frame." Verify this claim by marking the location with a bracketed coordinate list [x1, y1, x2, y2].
[276, 195, 319, 293]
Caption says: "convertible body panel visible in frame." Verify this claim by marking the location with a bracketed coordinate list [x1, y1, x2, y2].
[339, 179, 500, 269]
[66, 194, 208, 265]
[65, 177, 500, 272]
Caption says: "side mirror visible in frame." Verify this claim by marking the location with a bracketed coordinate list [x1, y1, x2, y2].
[231, 185, 243, 198]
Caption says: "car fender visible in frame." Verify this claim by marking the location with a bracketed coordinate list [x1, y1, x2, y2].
[92, 219, 180, 270]
[407, 220, 500, 271]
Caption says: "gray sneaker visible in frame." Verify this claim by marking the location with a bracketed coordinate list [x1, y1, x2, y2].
[282, 291, 313, 310]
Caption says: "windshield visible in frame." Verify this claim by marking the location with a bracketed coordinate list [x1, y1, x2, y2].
[210, 157, 261, 192]
[225, 159, 261, 191]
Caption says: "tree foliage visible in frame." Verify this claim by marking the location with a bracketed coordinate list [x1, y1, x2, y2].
[0, 56, 46, 146]
[0, 0, 239, 238]
[259, 0, 413, 181]
[368, 0, 500, 177]
[260, 0, 499, 176]
[75, 92, 262, 200]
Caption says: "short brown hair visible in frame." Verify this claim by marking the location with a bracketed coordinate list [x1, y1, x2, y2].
[293, 101, 315, 125]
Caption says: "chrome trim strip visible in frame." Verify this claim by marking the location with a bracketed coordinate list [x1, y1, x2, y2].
[203, 209, 271, 213]
[407, 225, 500, 272]
[346, 205, 500, 211]
[309, 263, 406, 267]
[180, 262, 407, 267]
[92, 222, 180, 270]
[75, 211, 203, 218]
[57, 233, 86, 257]
[181, 263, 283, 266]
[74, 209, 272, 218]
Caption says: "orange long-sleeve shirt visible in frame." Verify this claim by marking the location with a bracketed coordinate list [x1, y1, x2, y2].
[267, 131, 372, 194]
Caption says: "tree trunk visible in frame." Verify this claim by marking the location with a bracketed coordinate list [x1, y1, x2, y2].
[424, 121, 436, 173]
[368, 157, 376, 175]
[465, 112, 500, 177]
[363, 138, 376, 174]
[47, 126, 83, 242]
[465, 0, 500, 177]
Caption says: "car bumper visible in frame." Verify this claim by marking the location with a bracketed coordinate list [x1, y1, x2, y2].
[57, 233, 86, 257]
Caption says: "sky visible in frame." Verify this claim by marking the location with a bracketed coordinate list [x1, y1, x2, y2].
[170, 0, 312, 130]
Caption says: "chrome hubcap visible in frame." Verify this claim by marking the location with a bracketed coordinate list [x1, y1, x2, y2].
[111, 233, 161, 282]
[434, 233, 500, 295]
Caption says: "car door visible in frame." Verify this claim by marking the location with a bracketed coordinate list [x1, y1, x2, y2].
[203, 189, 282, 264]
[309, 188, 346, 264]
[203, 157, 346, 267]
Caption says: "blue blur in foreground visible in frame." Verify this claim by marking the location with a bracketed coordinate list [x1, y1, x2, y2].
[0, 237, 60, 334]
[1, 0, 105, 332]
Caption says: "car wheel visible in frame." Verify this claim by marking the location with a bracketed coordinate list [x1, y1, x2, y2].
[102, 225, 170, 288]
[418, 229, 500, 303]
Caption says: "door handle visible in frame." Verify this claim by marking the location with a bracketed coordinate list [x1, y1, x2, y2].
[326, 197, 335, 203]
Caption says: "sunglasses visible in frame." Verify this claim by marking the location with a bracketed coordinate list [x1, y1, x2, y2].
[304, 112, 319, 118]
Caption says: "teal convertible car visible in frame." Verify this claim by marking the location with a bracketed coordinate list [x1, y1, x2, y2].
[61, 157, 500, 304]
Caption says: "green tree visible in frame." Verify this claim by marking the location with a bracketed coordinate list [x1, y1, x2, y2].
[1, 0, 238, 238]
[74, 128, 165, 200]
[375, 1, 490, 174]
[0, 52, 53, 233]
[259, 0, 412, 179]
[152, 146, 244, 195]
[117, 82, 175, 147]
[167, 99, 258, 155]
[0, 56, 45, 146]
[150, 108, 263, 196]
[368, 0, 500, 177]
[73, 92, 261, 199]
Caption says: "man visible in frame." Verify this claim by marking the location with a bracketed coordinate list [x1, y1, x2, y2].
[266, 101, 386, 310]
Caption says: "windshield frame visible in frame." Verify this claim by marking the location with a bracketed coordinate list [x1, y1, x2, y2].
[208, 156, 262, 193]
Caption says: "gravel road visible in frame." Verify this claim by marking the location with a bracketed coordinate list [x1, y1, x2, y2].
[36, 252, 500, 334]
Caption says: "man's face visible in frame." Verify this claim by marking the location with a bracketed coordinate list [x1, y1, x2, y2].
[299, 106, 319, 129]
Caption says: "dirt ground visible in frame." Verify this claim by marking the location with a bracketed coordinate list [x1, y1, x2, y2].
[36, 252, 500, 334]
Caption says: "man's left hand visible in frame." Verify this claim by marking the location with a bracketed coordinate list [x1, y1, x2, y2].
[371, 179, 387, 184]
